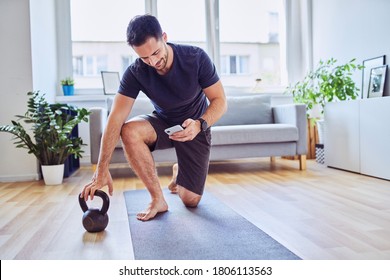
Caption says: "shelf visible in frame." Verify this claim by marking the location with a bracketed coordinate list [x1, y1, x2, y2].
[55, 94, 109, 103]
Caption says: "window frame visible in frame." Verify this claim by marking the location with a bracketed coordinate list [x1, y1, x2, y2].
[57, 0, 286, 94]
[221, 55, 250, 76]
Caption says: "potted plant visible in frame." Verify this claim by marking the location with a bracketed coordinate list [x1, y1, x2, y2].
[285, 58, 363, 143]
[0, 91, 90, 185]
[61, 77, 75, 96]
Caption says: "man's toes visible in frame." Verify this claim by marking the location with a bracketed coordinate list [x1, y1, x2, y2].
[136, 213, 146, 220]
[137, 210, 155, 221]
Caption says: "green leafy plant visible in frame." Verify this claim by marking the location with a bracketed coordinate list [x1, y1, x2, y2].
[61, 77, 75, 86]
[0, 91, 90, 165]
[285, 58, 363, 118]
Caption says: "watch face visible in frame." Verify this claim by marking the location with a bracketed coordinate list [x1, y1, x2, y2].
[200, 119, 208, 131]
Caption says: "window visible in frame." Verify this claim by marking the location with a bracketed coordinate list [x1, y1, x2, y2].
[157, 0, 206, 45]
[221, 55, 249, 75]
[68, 0, 285, 92]
[219, 0, 284, 89]
[72, 56, 83, 76]
[268, 12, 280, 43]
[70, 0, 144, 89]
[73, 55, 108, 76]
[121, 55, 137, 74]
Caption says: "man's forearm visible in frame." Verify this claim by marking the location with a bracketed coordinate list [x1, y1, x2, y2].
[202, 96, 227, 127]
[201, 80, 227, 127]
[96, 94, 134, 171]
[96, 118, 124, 170]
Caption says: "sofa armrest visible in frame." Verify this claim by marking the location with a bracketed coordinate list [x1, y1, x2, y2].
[89, 107, 108, 164]
[272, 104, 307, 155]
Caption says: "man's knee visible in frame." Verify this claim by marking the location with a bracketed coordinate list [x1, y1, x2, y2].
[121, 122, 139, 145]
[182, 196, 201, 208]
[121, 120, 155, 147]
[178, 187, 202, 207]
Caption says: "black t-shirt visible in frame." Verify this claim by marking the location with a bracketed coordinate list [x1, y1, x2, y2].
[119, 43, 220, 126]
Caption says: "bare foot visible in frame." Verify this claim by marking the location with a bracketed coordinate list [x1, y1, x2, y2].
[168, 163, 179, 193]
[137, 198, 168, 221]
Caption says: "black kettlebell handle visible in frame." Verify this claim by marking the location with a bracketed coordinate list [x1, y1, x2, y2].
[78, 190, 110, 215]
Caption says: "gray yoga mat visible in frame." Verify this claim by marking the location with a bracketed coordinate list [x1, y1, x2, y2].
[124, 189, 300, 260]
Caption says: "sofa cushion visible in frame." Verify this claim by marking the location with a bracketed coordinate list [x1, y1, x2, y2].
[107, 95, 155, 120]
[214, 95, 273, 126]
[108, 95, 273, 126]
[211, 124, 298, 146]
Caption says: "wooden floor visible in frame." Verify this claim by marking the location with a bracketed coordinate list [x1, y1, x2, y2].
[1, 158, 390, 260]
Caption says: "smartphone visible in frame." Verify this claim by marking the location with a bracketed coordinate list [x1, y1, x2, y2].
[164, 125, 184, 135]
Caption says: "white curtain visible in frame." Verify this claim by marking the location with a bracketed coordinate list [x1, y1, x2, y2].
[283, 0, 313, 85]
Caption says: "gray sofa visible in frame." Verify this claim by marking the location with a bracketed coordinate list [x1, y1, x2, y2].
[89, 95, 307, 170]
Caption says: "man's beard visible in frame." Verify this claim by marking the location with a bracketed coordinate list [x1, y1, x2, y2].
[154, 44, 169, 72]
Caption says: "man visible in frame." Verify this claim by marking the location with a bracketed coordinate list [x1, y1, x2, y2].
[81, 14, 227, 221]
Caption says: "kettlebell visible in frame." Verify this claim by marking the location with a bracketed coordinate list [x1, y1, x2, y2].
[78, 190, 110, 233]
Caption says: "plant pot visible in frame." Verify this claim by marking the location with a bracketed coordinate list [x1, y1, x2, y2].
[41, 164, 64, 185]
[62, 85, 74, 96]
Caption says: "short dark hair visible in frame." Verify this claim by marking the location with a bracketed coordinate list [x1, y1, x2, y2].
[126, 14, 163, 46]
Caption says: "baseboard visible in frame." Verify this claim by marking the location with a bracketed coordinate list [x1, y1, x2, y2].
[0, 173, 40, 183]
[80, 155, 90, 164]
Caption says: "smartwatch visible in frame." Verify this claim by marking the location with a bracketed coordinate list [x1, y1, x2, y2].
[197, 118, 208, 132]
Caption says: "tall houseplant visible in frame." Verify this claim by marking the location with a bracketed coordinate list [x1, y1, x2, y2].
[285, 58, 363, 143]
[0, 91, 90, 184]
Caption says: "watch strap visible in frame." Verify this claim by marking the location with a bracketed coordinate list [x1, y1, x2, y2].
[197, 118, 208, 132]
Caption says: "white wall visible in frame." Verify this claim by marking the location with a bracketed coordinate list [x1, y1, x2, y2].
[0, 0, 38, 181]
[312, 0, 390, 96]
[0, 0, 58, 182]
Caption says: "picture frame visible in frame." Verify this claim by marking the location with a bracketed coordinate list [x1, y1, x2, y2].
[361, 55, 385, 99]
[368, 65, 387, 98]
[101, 71, 120, 95]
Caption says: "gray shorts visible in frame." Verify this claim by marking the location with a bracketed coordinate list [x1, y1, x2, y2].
[140, 113, 211, 195]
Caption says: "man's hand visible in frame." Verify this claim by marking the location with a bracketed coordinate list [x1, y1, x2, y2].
[80, 168, 114, 201]
[168, 118, 201, 142]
